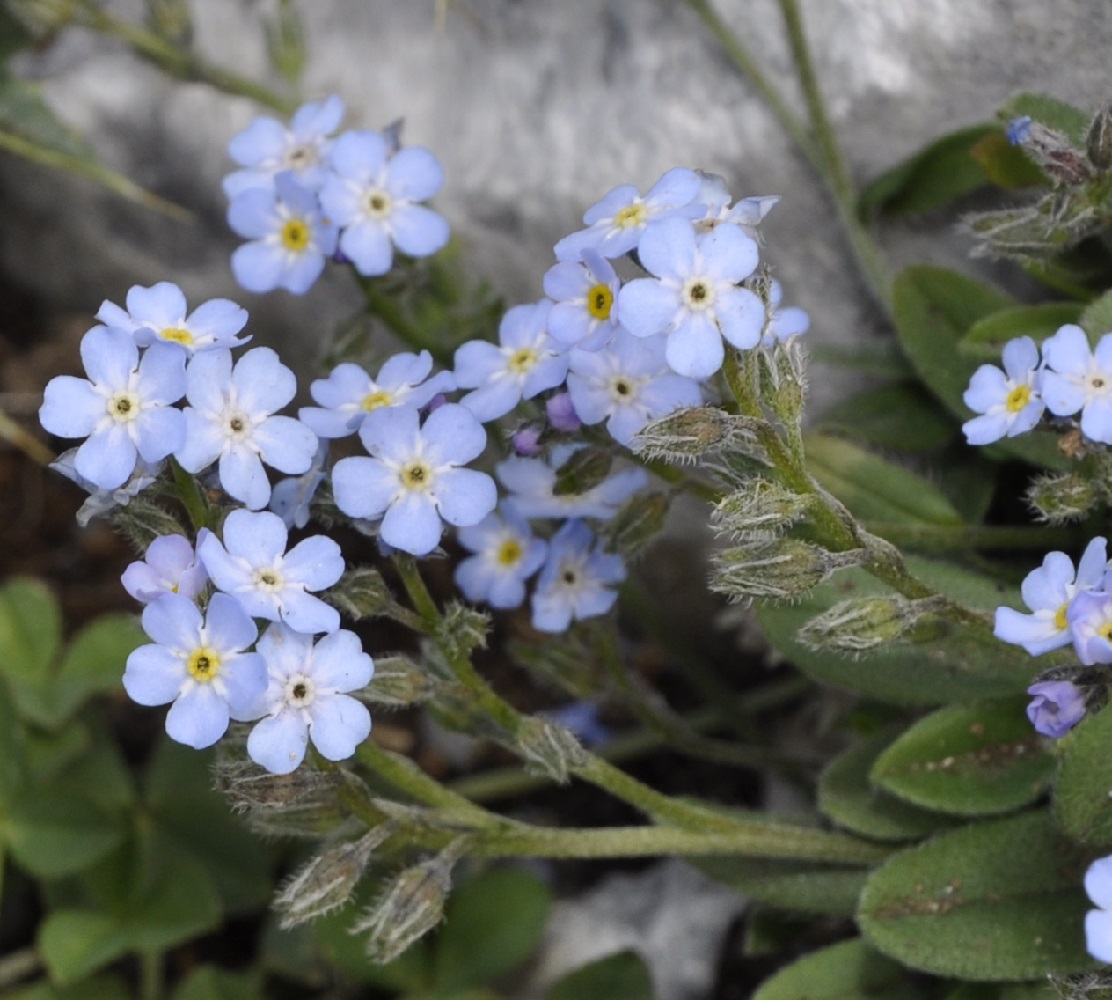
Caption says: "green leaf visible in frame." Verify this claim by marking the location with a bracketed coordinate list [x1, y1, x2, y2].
[54, 613, 142, 708]
[803, 434, 962, 528]
[1, 973, 131, 1000]
[544, 951, 654, 1000]
[693, 856, 867, 915]
[969, 129, 1047, 189]
[0, 678, 27, 803]
[870, 700, 1053, 816]
[0, 578, 61, 688]
[858, 810, 1096, 980]
[944, 984, 1057, 1000]
[818, 728, 958, 841]
[959, 302, 1084, 363]
[3, 786, 124, 878]
[1079, 288, 1112, 339]
[171, 966, 265, 1000]
[38, 910, 132, 987]
[756, 558, 1034, 705]
[860, 124, 997, 219]
[751, 938, 930, 1000]
[1055, 703, 1112, 845]
[1002, 92, 1091, 146]
[432, 867, 552, 992]
[816, 382, 956, 453]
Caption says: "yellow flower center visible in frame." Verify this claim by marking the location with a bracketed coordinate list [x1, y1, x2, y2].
[187, 646, 222, 682]
[107, 390, 140, 423]
[401, 460, 433, 492]
[159, 327, 194, 345]
[1005, 384, 1030, 413]
[281, 218, 311, 252]
[1054, 602, 1069, 631]
[508, 347, 538, 374]
[1100, 621, 1112, 642]
[496, 538, 523, 566]
[615, 203, 647, 229]
[586, 283, 613, 321]
[361, 390, 394, 412]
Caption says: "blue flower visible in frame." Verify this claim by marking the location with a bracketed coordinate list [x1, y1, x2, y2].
[1040, 325, 1112, 443]
[1086, 855, 1112, 962]
[96, 282, 250, 354]
[39, 326, 186, 489]
[455, 511, 548, 608]
[331, 403, 498, 556]
[175, 346, 318, 511]
[1068, 587, 1112, 665]
[50, 448, 163, 527]
[761, 279, 810, 345]
[270, 441, 329, 530]
[531, 520, 626, 632]
[1026, 679, 1086, 738]
[123, 592, 267, 749]
[228, 172, 338, 295]
[496, 443, 649, 521]
[454, 300, 569, 422]
[224, 94, 346, 198]
[567, 331, 703, 446]
[554, 167, 703, 262]
[122, 531, 210, 604]
[694, 172, 779, 240]
[545, 392, 581, 433]
[540, 701, 611, 747]
[617, 218, 764, 379]
[299, 351, 456, 439]
[994, 536, 1108, 656]
[1006, 116, 1033, 146]
[199, 509, 344, 635]
[962, 335, 1044, 445]
[319, 129, 450, 276]
[543, 250, 624, 351]
[247, 623, 374, 774]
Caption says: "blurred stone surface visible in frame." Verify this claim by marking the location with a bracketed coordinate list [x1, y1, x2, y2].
[4, 0, 1112, 408]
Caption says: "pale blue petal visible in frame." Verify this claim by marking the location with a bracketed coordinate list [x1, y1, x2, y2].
[386, 147, 444, 200]
[638, 219, 697, 279]
[185, 348, 232, 412]
[390, 205, 450, 258]
[963, 365, 1008, 412]
[253, 416, 318, 473]
[205, 593, 259, 653]
[175, 410, 225, 472]
[716, 287, 765, 350]
[699, 224, 759, 283]
[358, 405, 421, 461]
[1021, 551, 1073, 610]
[228, 189, 279, 240]
[961, 412, 1010, 446]
[308, 694, 371, 760]
[618, 279, 680, 338]
[382, 492, 443, 555]
[234, 347, 296, 413]
[223, 651, 269, 719]
[422, 403, 487, 465]
[1081, 396, 1112, 444]
[134, 343, 187, 404]
[665, 318, 725, 379]
[1086, 856, 1112, 910]
[166, 684, 230, 748]
[332, 456, 397, 519]
[459, 380, 520, 422]
[81, 326, 136, 389]
[248, 711, 308, 774]
[1042, 324, 1091, 375]
[434, 468, 498, 526]
[134, 407, 185, 463]
[232, 242, 286, 293]
[453, 340, 503, 389]
[1001, 335, 1039, 379]
[141, 592, 202, 648]
[312, 629, 374, 691]
[993, 607, 1068, 656]
[75, 424, 136, 489]
[279, 590, 340, 635]
[340, 220, 394, 276]
[329, 130, 386, 182]
[229, 116, 286, 166]
[219, 446, 272, 510]
[1077, 537, 1109, 589]
[40, 376, 102, 438]
[283, 535, 344, 590]
[123, 644, 185, 705]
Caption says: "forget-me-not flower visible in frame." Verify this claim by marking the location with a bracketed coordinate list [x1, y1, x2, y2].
[455, 511, 548, 609]
[270, 441, 329, 531]
[319, 129, 450, 277]
[693, 173, 779, 240]
[96, 282, 250, 354]
[331, 403, 498, 556]
[50, 448, 163, 527]
[543, 250, 624, 351]
[994, 536, 1108, 656]
[761, 279, 810, 345]
[122, 531, 210, 605]
[1026, 679, 1086, 738]
[1068, 585, 1112, 665]
[40, 327, 186, 490]
[531, 520, 626, 632]
[175, 346, 318, 511]
[1040, 324, 1112, 444]
[1086, 855, 1112, 962]
[199, 509, 344, 635]
[962, 335, 1045, 445]
[123, 592, 267, 749]
[618, 218, 765, 379]
[247, 623, 373, 775]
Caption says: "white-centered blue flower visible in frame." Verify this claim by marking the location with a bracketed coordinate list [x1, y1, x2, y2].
[761, 279, 810, 345]
[693, 173, 779, 239]
[175, 346, 318, 511]
[962, 335, 1045, 445]
[454, 300, 569, 422]
[1068, 584, 1112, 665]
[995, 537, 1108, 656]
[554, 167, 703, 262]
[224, 94, 346, 198]
[50, 448, 162, 527]
[455, 511, 548, 609]
[299, 351, 456, 439]
[228, 172, 338, 295]
[331, 403, 498, 557]
[1086, 855, 1112, 962]
[567, 331, 704, 446]
[199, 509, 344, 635]
[1040, 324, 1112, 443]
[617, 218, 764, 379]
[543, 250, 624, 351]
[319, 129, 450, 277]
[247, 623, 374, 775]
[123, 592, 267, 749]
[531, 520, 626, 633]
[122, 531, 210, 605]
[39, 326, 186, 490]
[496, 443, 649, 521]
[96, 282, 250, 354]
[270, 440, 329, 530]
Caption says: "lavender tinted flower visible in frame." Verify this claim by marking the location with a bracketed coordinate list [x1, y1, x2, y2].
[510, 425, 543, 457]
[1006, 115, 1033, 146]
[1069, 587, 1112, 665]
[531, 520, 626, 632]
[122, 531, 210, 605]
[1026, 679, 1086, 738]
[96, 282, 249, 354]
[545, 392, 582, 433]
[455, 511, 548, 609]
[247, 624, 374, 774]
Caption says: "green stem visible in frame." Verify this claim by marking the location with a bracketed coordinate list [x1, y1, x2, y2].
[356, 741, 491, 818]
[74, 1, 294, 113]
[139, 951, 163, 1000]
[357, 276, 453, 367]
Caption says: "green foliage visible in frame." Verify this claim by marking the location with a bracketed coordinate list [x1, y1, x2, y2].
[751, 938, 931, 1000]
[816, 382, 956, 453]
[1002, 93, 1092, 147]
[858, 810, 1096, 980]
[544, 950, 655, 1000]
[959, 303, 1085, 363]
[693, 855, 868, 915]
[1055, 704, 1112, 846]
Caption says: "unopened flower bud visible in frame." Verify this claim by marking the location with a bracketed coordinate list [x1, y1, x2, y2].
[515, 716, 588, 783]
[110, 496, 188, 550]
[713, 479, 811, 540]
[1027, 470, 1099, 524]
[711, 539, 854, 602]
[1087, 106, 1112, 172]
[761, 339, 808, 428]
[362, 655, 437, 706]
[324, 567, 399, 621]
[1009, 117, 1092, 185]
[275, 828, 392, 928]
[798, 594, 947, 653]
[546, 392, 582, 433]
[350, 841, 467, 963]
[1027, 679, 1086, 739]
[553, 446, 612, 496]
[631, 407, 767, 465]
[604, 491, 669, 559]
[510, 425, 543, 457]
[437, 601, 490, 662]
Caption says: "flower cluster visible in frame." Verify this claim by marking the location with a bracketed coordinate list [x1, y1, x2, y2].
[962, 325, 1112, 446]
[224, 96, 449, 294]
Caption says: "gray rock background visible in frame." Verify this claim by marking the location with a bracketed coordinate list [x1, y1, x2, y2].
[6, 0, 1112, 408]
